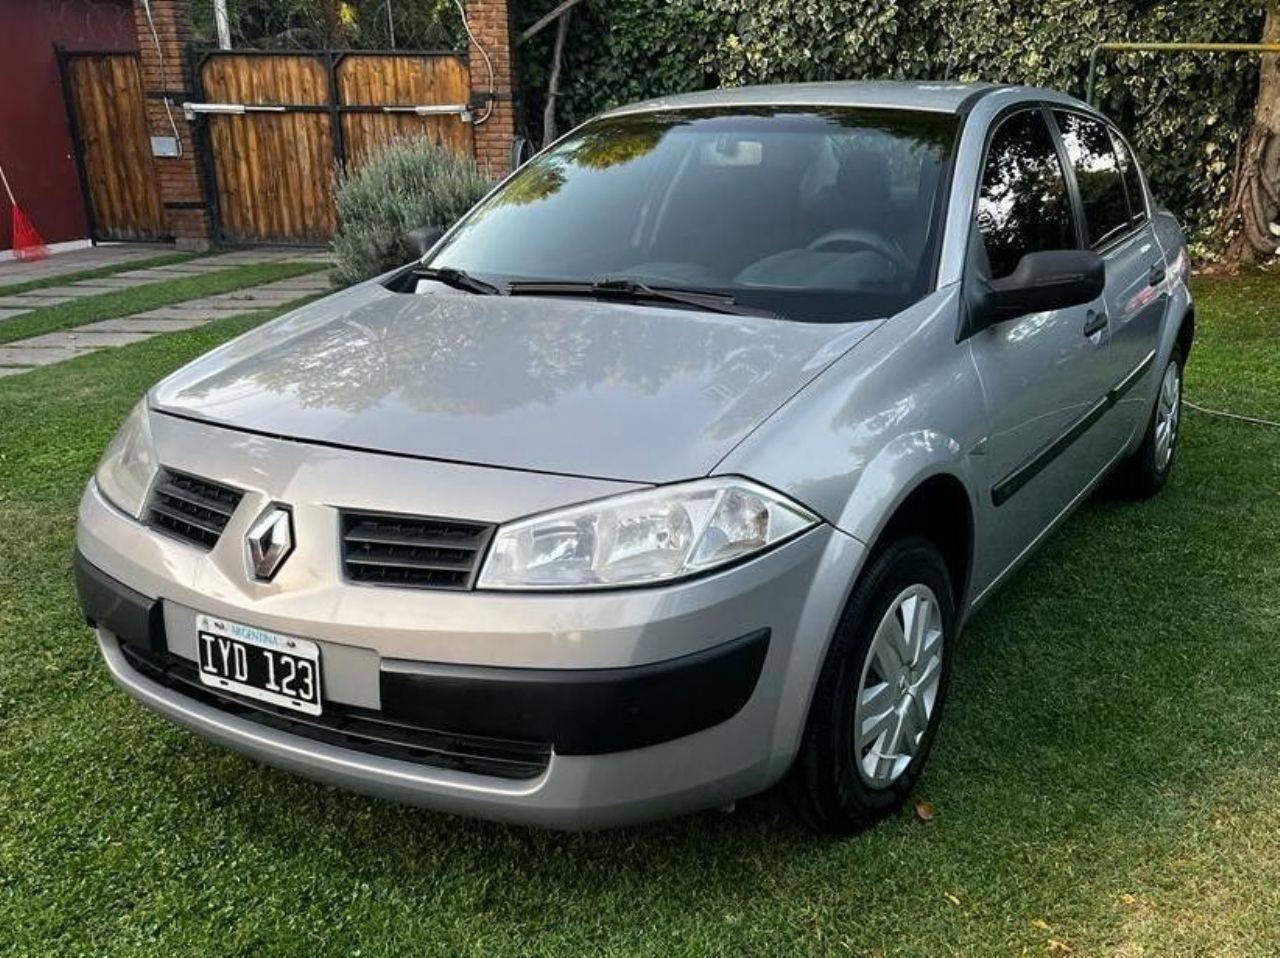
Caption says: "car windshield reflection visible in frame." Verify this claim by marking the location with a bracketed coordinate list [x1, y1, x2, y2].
[426, 107, 960, 323]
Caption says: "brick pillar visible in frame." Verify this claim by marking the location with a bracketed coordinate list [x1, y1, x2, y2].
[466, 0, 516, 180]
[132, 0, 213, 249]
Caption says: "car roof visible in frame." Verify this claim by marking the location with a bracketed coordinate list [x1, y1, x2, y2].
[601, 81, 1086, 118]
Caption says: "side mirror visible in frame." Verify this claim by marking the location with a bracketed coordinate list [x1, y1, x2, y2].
[970, 249, 1105, 332]
[405, 226, 445, 258]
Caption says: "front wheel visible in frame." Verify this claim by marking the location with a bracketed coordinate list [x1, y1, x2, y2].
[1115, 347, 1183, 498]
[789, 537, 955, 834]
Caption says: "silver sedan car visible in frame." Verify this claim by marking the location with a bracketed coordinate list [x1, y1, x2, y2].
[76, 81, 1192, 832]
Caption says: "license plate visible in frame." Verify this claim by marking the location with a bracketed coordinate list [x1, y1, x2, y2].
[196, 614, 322, 715]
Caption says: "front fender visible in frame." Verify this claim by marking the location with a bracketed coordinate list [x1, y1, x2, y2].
[837, 432, 978, 545]
[715, 285, 984, 545]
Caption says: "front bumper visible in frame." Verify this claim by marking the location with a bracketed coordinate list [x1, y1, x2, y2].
[76, 421, 865, 828]
[77, 549, 771, 761]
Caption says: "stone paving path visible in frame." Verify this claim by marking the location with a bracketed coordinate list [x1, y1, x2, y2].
[0, 247, 333, 377]
[0, 243, 178, 289]
[0, 248, 330, 318]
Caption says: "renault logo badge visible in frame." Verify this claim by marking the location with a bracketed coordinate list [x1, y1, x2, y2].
[246, 505, 294, 581]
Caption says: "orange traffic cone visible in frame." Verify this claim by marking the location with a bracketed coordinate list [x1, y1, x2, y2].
[1, 160, 48, 262]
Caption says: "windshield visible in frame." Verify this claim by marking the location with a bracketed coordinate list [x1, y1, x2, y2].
[427, 107, 959, 323]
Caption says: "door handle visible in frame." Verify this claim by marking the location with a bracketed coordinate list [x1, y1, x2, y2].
[1083, 309, 1107, 338]
[1147, 263, 1167, 287]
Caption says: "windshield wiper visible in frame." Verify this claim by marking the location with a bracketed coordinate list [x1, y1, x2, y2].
[506, 277, 779, 318]
[413, 266, 501, 295]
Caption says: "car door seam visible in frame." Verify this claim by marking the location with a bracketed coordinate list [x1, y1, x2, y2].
[990, 349, 1156, 506]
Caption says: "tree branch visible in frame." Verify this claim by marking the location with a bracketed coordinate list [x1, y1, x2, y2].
[543, 10, 572, 147]
[518, 0, 587, 46]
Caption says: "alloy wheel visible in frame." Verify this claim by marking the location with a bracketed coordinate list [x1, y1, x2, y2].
[853, 584, 945, 787]
[1154, 360, 1182, 472]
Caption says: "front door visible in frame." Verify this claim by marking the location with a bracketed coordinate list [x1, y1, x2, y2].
[964, 107, 1114, 593]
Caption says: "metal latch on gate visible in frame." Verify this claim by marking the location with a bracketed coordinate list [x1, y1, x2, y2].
[183, 102, 286, 119]
[381, 104, 474, 122]
[182, 102, 474, 122]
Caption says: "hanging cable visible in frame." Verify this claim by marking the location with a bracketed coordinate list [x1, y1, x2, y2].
[1185, 399, 1280, 430]
[141, 0, 185, 157]
[454, 0, 494, 125]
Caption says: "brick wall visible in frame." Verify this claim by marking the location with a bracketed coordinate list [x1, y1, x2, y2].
[466, 0, 516, 180]
[131, 0, 212, 249]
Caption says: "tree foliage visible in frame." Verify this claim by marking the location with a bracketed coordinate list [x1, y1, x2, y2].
[191, 0, 464, 51]
[517, 0, 1268, 245]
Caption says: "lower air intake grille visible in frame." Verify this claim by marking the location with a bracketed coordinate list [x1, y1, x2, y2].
[146, 469, 243, 549]
[118, 643, 550, 780]
[341, 511, 494, 591]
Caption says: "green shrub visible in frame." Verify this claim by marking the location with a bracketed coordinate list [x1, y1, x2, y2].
[331, 137, 492, 286]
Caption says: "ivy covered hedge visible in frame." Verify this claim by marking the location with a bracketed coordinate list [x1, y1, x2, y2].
[518, 0, 1267, 245]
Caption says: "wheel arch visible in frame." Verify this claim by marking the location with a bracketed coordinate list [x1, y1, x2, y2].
[871, 472, 973, 614]
[853, 469, 976, 620]
[1176, 305, 1195, 361]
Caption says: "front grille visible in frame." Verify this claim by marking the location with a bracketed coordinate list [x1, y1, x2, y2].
[145, 469, 243, 549]
[120, 643, 551, 780]
[340, 511, 494, 591]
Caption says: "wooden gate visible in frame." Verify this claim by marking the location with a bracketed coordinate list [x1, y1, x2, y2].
[193, 51, 473, 245]
[57, 51, 167, 242]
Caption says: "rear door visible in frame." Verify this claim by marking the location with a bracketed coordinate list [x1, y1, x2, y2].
[1052, 110, 1169, 443]
[965, 107, 1115, 592]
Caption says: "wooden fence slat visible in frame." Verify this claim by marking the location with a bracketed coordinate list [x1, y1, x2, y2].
[61, 50, 474, 247]
[196, 51, 471, 245]
[65, 54, 165, 242]
[335, 54, 473, 169]
[201, 54, 335, 244]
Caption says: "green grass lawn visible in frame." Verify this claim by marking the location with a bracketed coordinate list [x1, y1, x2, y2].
[1, 275, 1278, 956]
[0, 261, 327, 346]
[0, 252, 199, 297]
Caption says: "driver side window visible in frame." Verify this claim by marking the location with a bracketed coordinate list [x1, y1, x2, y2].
[977, 110, 1079, 280]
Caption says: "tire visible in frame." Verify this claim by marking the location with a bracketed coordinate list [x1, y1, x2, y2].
[789, 537, 955, 834]
[1115, 346, 1184, 499]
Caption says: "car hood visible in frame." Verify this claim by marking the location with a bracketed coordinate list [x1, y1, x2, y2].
[152, 283, 882, 483]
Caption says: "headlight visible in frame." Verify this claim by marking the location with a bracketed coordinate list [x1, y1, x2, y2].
[95, 400, 158, 518]
[477, 477, 819, 590]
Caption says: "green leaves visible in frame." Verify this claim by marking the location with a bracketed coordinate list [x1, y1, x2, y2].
[516, 0, 1267, 249]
